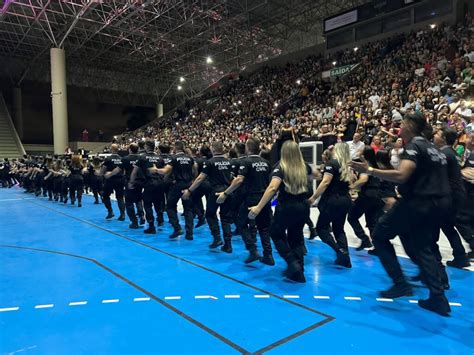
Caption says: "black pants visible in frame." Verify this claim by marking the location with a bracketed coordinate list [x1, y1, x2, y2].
[53, 177, 63, 199]
[167, 181, 193, 235]
[34, 173, 43, 195]
[125, 183, 144, 224]
[316, 194, 352, 253]
[89, 175, 103, 202]
[237, 194, 272, 255]
[271, 199, 310, 269]
[372, 197, 450, 297]
[348, 194, 383, 241]
[455, 191, 474, 250]
[193, 181, 211, 221]
[45, 178, 54, 199]
[103, 178, 125, 215]
[206, 187, 232, 240]
[143, 180, 163, 225]
[439, 196, 467, 259]
[157, 180, 171, 224]
[69, 177, 84, 202]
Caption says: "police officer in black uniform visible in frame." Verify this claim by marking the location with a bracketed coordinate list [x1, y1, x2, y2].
[229, 142, 250, 236]
[217, 137, 274, 265]
[249, 140, 317, 282]
[183, 141, 233, 250]
[88, 156, 103, 204]
[351, 112, 452, 316]
[310, 143, 353, 268]
[132, 139, 164, 234]
[348, 146, 384, 251]
[68, 155, 85, 207]
[100, 144, 126, 220]
[156, 141, 196, 240]
[157, 143, 173, 226]
[122, 143, 145, 229]
[192, 146, 212, 228]
[433, 127, 470, 268]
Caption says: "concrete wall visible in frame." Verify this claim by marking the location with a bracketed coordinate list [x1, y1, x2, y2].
[1, 81, 154, 145]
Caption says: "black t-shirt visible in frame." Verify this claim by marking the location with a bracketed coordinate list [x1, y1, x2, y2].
[238, 155, 271, 196]
[320, 159, 350, 202]
[168, 152, 195, 184]
[343, 118, 358, 142]
[379, 180, 397, 198]
[271, 162, 312, 202]
[319, 134, 337, 150]
[202, 155, 232, 190]
[398, 137, 450, 199]
[136, 152, 164, 181]
[160, 153, 173, 166]
[231, 156, 246, 178]
[195, 157, 206, 174]
[441, 146, 466, 199]
[41, 163, 49, 175]
[359, 172, 381, 198]
[122, 153, 144, 182]
[103, 154, 124, 179]
[69, 166, 83, 178]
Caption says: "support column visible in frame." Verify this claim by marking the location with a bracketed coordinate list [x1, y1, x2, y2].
[50, 48, 69, 154]
[12, 86, 23, 140]
[157, 102, 164, 119]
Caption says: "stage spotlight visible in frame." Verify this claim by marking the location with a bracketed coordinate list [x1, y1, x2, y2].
[332, 61, 337, 66]
[206, 56, 213, 64]
[179, 77, 185, 82]
[177, 85, 182, 90]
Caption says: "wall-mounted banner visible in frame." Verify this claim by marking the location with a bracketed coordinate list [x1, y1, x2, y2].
[322, 63, 360, 79]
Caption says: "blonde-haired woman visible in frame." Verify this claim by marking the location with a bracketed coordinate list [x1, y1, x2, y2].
[248, 141, 317, 283]
[308, 142, 353, 268]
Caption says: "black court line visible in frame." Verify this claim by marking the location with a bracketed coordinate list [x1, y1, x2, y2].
[23, 198, 336, 354]
[0, 244, 249, 355]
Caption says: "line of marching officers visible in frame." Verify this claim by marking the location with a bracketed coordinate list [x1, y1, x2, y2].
[11, 112, 474, 317]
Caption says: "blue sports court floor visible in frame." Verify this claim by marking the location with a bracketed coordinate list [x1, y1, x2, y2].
[0, 188, 473, 354]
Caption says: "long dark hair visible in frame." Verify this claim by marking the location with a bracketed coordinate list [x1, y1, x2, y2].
[363, 146, 378, 168]
[376, 150, 392, 169]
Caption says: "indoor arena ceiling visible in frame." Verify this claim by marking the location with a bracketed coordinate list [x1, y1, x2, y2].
[0, 0, 368, 106]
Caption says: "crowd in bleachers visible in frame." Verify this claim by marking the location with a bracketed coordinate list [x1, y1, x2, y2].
[112, 14, 474, 161]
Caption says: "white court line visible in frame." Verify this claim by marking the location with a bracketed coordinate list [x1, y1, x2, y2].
[194, 295, 218, 300]
[35, 304, 54, 309]
[314, 296, 330, 299]
[134, 297, 151, 302]
[283, 295, 300, 299]
[0, 307, 20, 312]
[344, 297, 362, 301]
[0, 198, 35, 202]
[408, 300, 418, 304]
[376, 298, 394, 302]
[449, 302, 462, 307]
[102, 299, 119, 304]
[254, 295, 270, 299]
[164, 296, 181, 300]
[69, 301, 87, 306]
[224, 295, 240, 299]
